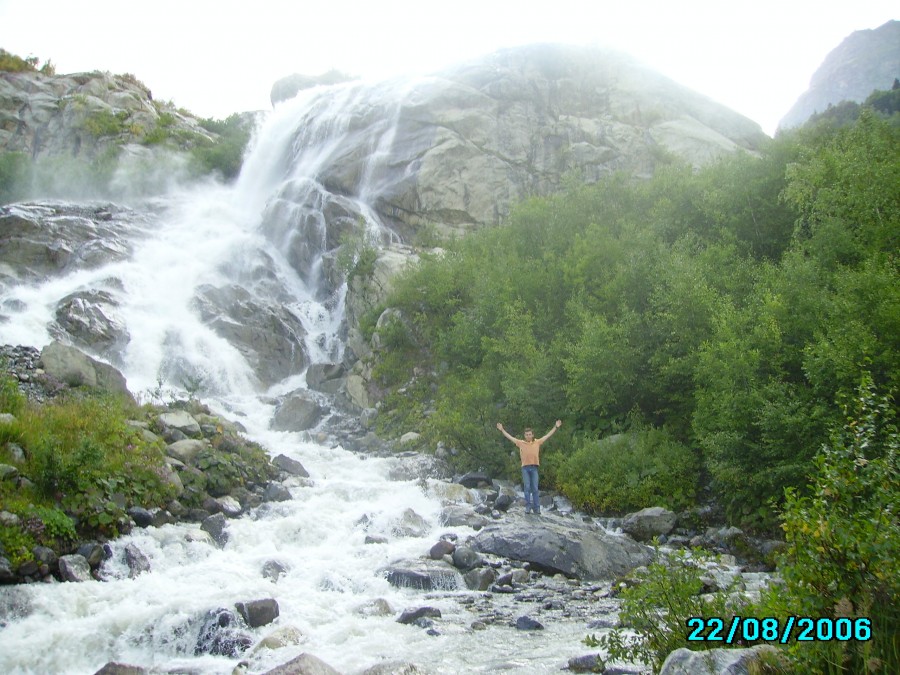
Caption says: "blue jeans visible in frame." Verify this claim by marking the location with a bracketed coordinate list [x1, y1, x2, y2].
[521, 465, 540, 513]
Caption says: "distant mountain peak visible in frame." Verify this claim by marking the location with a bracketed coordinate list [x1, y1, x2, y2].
[779, 20, 900, 131]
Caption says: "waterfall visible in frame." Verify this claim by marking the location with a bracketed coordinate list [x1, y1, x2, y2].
[0, 80, 599, 675]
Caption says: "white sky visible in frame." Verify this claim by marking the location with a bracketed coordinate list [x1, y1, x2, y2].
[0, 1, 896, 136]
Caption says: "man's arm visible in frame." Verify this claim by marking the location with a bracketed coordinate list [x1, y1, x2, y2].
[496, 423, 519, 444]
[538, 419, 562, 443]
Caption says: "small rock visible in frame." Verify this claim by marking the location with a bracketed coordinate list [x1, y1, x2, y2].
[515, 615, 544, 631]
[429, 540, 455, 559]
[397, 606, 442, 624]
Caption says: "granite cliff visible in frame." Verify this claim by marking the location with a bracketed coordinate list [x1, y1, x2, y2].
[779, 20, 900, 130]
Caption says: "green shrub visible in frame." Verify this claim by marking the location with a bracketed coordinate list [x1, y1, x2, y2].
[592, 547, 743, 672]
[14, 392, 174, 537]
[760, 375, 899, 673]
[555, 422, 699, 514]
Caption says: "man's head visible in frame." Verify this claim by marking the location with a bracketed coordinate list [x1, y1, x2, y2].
[524, 428, 534, 441]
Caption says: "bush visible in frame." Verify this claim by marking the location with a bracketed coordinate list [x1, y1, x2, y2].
[591, 547, 743, 672]
[555, 423, 699, 514]
[10, 391, 175, 537]
[760, 375, 899, 673]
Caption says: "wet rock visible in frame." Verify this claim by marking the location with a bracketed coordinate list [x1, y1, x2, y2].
[262, 560, 288, 582]
[194, 608, 252, 657]
[59, 554, 92, 582]
[464, 567, 497, 591]
[515, 615, 544, 630]
[273, 454, 310, 477]
[93, 663, 148, 675]
[457, 471, 491, 488]
[382, 559, 463, 591]
[201, 513, 229, 547]
[451, 545, 481, 571]
[235, 598, 280, 628]
[392, 508, 428, 537]
[253, 625, 305, 653]
[124, 543, 150, 578]
[354, 598, 394, 617]
[397, 606, 441, 624]
[429, 540, 455, 559]
[261, 652, 342, 675]
[568, 654, 605, 673]
[126, 506, 154, 527]
[271, 391, 327, 432]
[263, 482, 292, 502]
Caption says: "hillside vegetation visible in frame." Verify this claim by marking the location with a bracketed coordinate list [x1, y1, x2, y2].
[366, 106, 898, 531]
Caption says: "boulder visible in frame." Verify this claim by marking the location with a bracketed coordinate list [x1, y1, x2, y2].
[382, 558, 463, 591]
[271, 392, 327, 432]
[58, 554, 92, 582]
[659, 645, 783, 674]
[472, 518, 652, 580]
[39, 341, 133, 402]
[166, 439, 206, 464]
[392, 508, 429, 538]
[51, 289, 130, 358]
[201, 513, 229, 547]
[396, 606, 441, 624]
[621, 506, 677, 541]
[273, 454, 310, 477]
[261, 652, 342, 675]
[253, 625, 305, 652]
[194, 608, 252, 657]
[235, 598, 280, 628]
[158, 411, 202, 438]
[124, 543, 151, 578]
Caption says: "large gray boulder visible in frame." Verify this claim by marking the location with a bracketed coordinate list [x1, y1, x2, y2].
[471, 517, 652, 580]
[40, 341, 133, 402]
[621, 506, 677, 541]
[659, 645, 782, 674]
[271, 391, 327, 432]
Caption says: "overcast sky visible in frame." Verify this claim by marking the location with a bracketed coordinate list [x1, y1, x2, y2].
[0, 1, 895, 135]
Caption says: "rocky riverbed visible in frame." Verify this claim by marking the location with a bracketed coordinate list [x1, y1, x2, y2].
[1, 342, 778, 674]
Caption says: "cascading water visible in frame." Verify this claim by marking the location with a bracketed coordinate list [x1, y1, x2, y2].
[0, 80, 609, 674]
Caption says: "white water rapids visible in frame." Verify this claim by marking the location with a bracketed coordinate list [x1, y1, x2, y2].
[0, 82, 607, 674]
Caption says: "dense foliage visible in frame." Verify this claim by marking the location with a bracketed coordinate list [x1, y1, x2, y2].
[367, 106, 899, 530]
[761, 376, 899, 673]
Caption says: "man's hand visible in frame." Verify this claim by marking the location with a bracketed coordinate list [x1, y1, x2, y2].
[497, 422, 504, 431]
[555, 419, 562, 428]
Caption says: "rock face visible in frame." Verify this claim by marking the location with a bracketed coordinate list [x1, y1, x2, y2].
[779, 20, 900, 130]
[0, 69, 216, 160]
[272, 44, 765, 243]
[471, 517, 652, 579]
